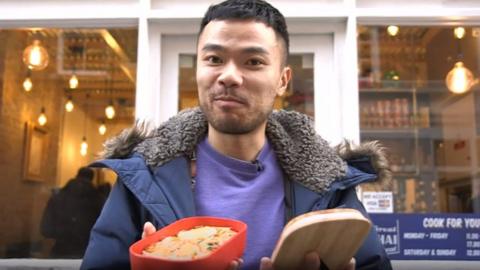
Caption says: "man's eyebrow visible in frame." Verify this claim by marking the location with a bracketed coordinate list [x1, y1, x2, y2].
[201, 43, 269, 55]
[242, 46, 269, 55]
[201, 43, 224, 52]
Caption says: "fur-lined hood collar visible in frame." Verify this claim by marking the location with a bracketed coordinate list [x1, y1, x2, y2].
[102, 107, 390, 193]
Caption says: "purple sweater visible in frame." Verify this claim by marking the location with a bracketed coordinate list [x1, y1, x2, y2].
[195, 138, 285, 270]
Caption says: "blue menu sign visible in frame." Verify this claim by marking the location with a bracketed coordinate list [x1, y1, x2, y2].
[370, 213, 480, 260]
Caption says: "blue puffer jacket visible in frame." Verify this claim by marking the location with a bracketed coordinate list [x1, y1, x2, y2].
[81, 108, 392, 270]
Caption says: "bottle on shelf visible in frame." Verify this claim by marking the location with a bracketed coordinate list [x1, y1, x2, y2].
[376, 100, 385, 128]
[400, 98, 411, 128]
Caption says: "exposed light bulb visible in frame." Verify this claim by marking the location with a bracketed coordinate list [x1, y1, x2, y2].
[105, 103, 115, 119]
[98, 122, 107, 135]
[69, 74, 79, 89]
[23, 39, 49, 71]
[65, 98, 74, 112]
[387, 25, 399, 37]
[23, 77, 33, 92]
[80, 136, 88, 156]
[445, 61, 474, 94]
[38, 107, 47, 126]
[454, 27, 466, 39]
[38, 114, 47, 126]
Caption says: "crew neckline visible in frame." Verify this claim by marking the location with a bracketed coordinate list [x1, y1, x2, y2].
[198, 138, 271, 175]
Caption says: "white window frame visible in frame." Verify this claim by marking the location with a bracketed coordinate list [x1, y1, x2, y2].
[142, 18, 359, 145]
[2, 0, 480, 266]
[157, 32, 338, 140]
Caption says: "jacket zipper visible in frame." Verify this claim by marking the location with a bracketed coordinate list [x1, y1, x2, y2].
[283, 174, 295, 224]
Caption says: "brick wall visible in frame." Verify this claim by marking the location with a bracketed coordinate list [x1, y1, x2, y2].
[0, 31, 62, 257]
[0, 31, 4, 110]
[0, 29, 136, 258]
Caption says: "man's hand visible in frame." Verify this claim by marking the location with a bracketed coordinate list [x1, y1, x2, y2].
[259, 252, 355, 270]
[259, 252, 320, 270]
[339, 257, 355, 270]
[227, 258, 244, 270]
[142, 221, 156, 239]
[141, 222, 243, 269]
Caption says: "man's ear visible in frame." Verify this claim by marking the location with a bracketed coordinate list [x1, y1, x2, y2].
[277, 66, 292, 96]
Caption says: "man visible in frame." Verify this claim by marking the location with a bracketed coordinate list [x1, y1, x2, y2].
[41, 167, 104, 258]
[81, 0, 391, 269]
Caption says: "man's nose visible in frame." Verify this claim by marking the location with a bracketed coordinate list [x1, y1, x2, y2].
[218, 61, 242, 88]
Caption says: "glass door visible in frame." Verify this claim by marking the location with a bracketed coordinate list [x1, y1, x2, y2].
[159, 34, 335, 141]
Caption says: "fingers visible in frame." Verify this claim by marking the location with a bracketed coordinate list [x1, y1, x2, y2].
[342, 257, 356, 270]
[261, 253, 319, 270]
[141, 221, 156, 239]
[227, 258, 244, 270]
[259, 257, 273, 270]
[303, 252, 320, 270]
[227, 260, 238, 270]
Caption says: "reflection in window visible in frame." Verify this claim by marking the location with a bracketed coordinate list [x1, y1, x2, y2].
[0, 28, 137, 258]
[178, 54, 315, 117]
[179, 54, 198, 110]
[283, 54, 314, 117]
[357, 25, 480, 214]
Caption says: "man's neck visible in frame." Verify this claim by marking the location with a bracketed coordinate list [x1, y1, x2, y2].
[207, 123, 266, 162]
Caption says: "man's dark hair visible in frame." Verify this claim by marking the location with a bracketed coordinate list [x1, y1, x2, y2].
[76, 167, 94, 181]
[199, 0, 289, 66]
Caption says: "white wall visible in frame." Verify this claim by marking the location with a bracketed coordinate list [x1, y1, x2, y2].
[58, 99, 90, 187]
[57, 98, 131, 187]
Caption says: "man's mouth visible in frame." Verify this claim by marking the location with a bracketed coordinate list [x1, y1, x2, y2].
[213, 95, 247, 106]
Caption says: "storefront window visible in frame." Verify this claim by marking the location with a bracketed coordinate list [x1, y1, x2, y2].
[357, 25, 480, 214]
[178, 54, 315, 117]
[0, 28, 137, 258]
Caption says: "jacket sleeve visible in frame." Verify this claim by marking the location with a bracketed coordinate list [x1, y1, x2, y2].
[329, 187, 392, 270]
[80, 180, 145, 270]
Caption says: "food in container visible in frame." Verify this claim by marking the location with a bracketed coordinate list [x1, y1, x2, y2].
[143, 226, 237, 260]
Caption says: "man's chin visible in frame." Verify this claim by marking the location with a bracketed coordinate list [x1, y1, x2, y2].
[201, 106, 266, 134]
[210, 119, 251, 135]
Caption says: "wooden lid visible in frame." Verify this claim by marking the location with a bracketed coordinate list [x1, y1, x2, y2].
[271, 208, 371, 270]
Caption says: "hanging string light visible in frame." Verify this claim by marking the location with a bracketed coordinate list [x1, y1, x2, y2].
[23, 77, 33, 92]
[105, 56, 116, 119]
[105, 100, 115, 119]
[445, 26, 476, 94]
[80, 136, 88, 157]
[65, 95, 74, 112]
[38, 107, 47, 126]
[68, 44, 82, 89]
[98, 120, 107, 135]
[69, 73, 79, 89]
[454, 26, 466, 39]
[387, 25, 399, 37]
[23, 32, 49, 71]
[445, 62, 475, 94]
[80, 94, 89, 156]
[23, 70, 33, 92]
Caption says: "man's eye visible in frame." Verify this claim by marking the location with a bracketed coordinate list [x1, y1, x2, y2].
[246, 59, 263, 66]
[207, 56, 222, 64]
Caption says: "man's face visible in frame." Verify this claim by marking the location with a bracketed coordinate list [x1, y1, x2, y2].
[196, 19, 291, 135]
